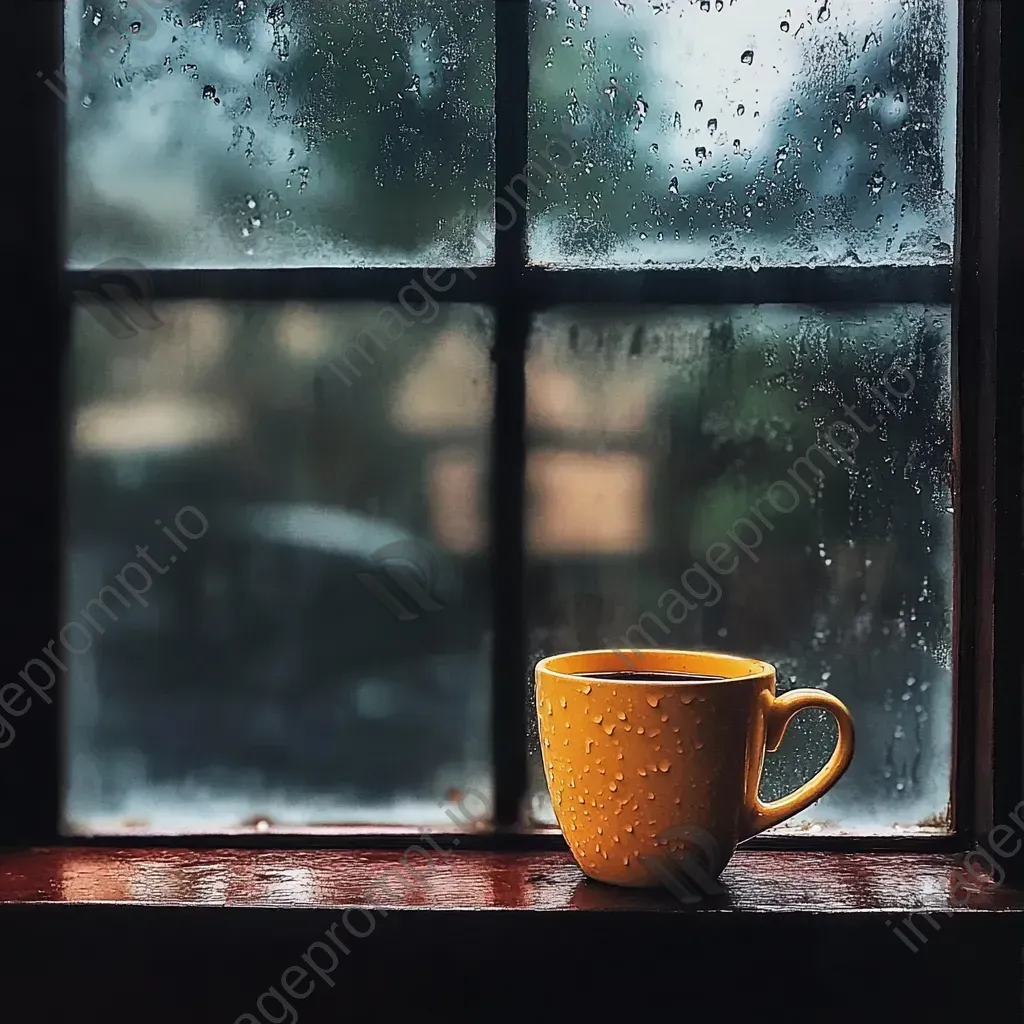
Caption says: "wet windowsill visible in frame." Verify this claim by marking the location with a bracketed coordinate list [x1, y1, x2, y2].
[0, 847, 1020, 925]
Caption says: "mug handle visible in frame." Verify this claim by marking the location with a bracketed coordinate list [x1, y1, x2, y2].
[742, 689, 855, 839]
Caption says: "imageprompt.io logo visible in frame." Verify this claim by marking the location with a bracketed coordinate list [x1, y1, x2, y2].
[637, 824, 727, 905]
[72, 258, 163, 340]
[356, 538, 446, 622]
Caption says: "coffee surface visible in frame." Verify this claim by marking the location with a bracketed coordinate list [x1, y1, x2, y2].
[574, 670, 725, 683]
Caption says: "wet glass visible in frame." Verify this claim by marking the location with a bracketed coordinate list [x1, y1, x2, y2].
[529, 0, 958, 268]
[64, 0, 495, 268]
[62, 299, 493, 830]
[526, 305, 953, 832]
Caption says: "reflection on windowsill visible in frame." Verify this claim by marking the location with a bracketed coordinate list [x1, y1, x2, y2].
[58, 854, 134, 902]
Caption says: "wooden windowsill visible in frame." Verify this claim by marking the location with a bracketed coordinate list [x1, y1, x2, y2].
[1, 848, 1021, 1019]
[0, 847, 1021, 920]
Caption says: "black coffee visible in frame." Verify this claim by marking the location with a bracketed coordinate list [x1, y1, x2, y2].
[576, 671, 725, 683]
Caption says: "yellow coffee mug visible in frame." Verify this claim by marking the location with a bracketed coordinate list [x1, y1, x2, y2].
[536, 649, 854, 888]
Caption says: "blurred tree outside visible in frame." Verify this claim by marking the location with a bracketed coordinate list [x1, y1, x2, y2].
[529, 0, 955, 267]
[68, 0, 494, 266]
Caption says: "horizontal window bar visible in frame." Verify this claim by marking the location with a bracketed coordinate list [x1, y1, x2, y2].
[54, 831, 965, 852]
[64, 266, 498, 307]
[522, 265, 951, 307]
[63, 265, 952, 310]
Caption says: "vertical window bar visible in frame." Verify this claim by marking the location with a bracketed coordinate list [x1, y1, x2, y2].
[954, 0, 1007, 851]
[2, 0, 65, 844]
[992, 0, 1024, 882]
[952, 0, 991, 849]
[490, 0, 530, 829]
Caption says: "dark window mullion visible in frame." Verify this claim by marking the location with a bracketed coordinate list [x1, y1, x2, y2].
[991, 0, 1024, 879]
[3, 0, 65, 845]
[73, 265, 952, 307]
[521, 265, 951, 307]
[490, 0, 530, 829]
[62, 268, 502, 307]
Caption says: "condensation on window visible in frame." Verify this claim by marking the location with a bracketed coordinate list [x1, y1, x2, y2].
[525, 305, 952, 833]
[529, 0, 958, 268]
[65, 2, 495, 268]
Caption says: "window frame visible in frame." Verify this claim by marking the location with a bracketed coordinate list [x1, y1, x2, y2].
[5, 0, 1019, 861]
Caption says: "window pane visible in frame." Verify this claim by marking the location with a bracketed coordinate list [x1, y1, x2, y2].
[64, 1, 494, 268]
[63, 300, 492, 830]
[529, 0, 957, 268]
[526, 305, 952, 833]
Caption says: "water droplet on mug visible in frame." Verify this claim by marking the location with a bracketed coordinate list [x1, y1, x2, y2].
[646, 695, 660, 708]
